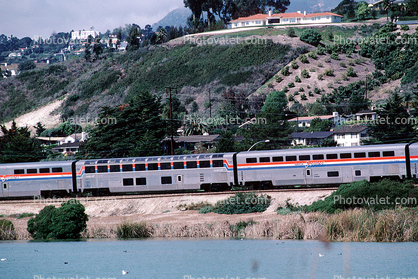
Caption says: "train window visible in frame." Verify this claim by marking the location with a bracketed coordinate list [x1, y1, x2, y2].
[186, 161, 197, 169]
[212, 160, 223, 167]
[299, 155, 310, 161]
[148, 163, 158, 171]
[160, 163, 171, 170]
[52, 167, 63, 173]
[97, 166, 108, 173]
[122, 164, 133, 172]
[272, 156, 283, 162]
[355, 170, 361, 176]
[340, 153, 352, 159]
[27, 169, 37, 174]
[199, 161, 211, 168]
[14, 169, 24, 174]
[110, 165, 120, 172]
[306, 170, 311, 176]
[326, 154, 338, 159]
[327, 171, 339, 177]
[136, 177, 146, 185]
[285, 156, 297, 162]
[123, 178, 134, 186]
[260, 157, 270, 163]
[85, 166, 95, 173]
[97, 160, 108, 164]
[383, 151, 395, 157]
[368, 152, 380, 158]
[39, 168, 50, 173]
[313, 154, 324, 160]
[135, 164, 146, 171]
[161, 176, 172, 184]
[173, 162, 184, 169]
[354, 152, 366, 158]
[246, 158, 257, 163]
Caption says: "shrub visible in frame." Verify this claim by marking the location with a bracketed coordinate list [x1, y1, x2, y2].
[317, 62, 323, 67]
[299, 87, 305, 92]
[299, 54, 309, 64]
[27, 199, 88, 240]
[295, 76, 301, 83]
[346, 67, 357, 77]
[199, 205, 214, 214]
[281, 65, 290, 76]
[288, 82, 295, 88]
[288, 93, 294, 101]
[318, 73, 324, 80]
[286, 27, 297, 37]
[117, 221, 151, 238]
[212, 192, 271, 214]
[314, 87, 321, 94]
[339, 62, 346, 68]
[275, 75, 283, 83]
[341, 72, 348, 81]
[400, 25, 409, 31]
[330, 52, 339, 60]
[324, 57, 331, 63]
[0, 219, 16, 240]
[18, 60, 36, 72]
[324, 68, 334, 76]
[299, 29, 322, 46]
[291, 60, 299, 69]
[308, 52, 317, 59]
[308, 91, 314, 96]
[309, 67, 316, 72]
[316, 45, 325, 55]
[301, 69, 310, 78]
[300, 93, 307, 100]
[327, 82, 333, 88]
[348, 60, 355, 66]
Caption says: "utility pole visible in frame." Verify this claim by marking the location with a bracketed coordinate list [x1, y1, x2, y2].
[166, 87, 175, 155]
[209, 89, 212, 118]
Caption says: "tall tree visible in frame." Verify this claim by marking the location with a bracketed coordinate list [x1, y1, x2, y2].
[80, 91, 165, 158]
[126, 25, 141, 51]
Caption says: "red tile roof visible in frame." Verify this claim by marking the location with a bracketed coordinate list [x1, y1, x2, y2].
[230, 11, 343, 22]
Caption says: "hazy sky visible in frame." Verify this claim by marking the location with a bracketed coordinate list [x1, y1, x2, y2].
[1, 0, 338, 39]
[0, 0, 185, 39]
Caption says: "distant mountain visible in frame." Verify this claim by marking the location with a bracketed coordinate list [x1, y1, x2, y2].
[287, 0, 342, 13]
[152, 7, 191, 30]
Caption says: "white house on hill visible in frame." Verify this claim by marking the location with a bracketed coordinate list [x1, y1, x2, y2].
[229, 11, 343, 28]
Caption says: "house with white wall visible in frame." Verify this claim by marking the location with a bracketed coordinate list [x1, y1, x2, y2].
[71, 30, 100, 41]
[332, 126, 369, 147]
[288, 112, 348, 128]
[229, 11, 343, 28]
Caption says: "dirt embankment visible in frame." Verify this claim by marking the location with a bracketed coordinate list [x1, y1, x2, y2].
[0, 189, 334, 240]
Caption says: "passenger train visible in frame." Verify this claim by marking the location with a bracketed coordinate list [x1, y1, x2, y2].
[1, 143, 417, 198]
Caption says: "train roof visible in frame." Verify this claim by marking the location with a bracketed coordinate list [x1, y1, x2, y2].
[0, 160, 75, 168]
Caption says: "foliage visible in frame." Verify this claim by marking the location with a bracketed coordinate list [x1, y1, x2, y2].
[286, 27, 297, 37]
[301, 69, 310, 78]
[40, 122, 82, 137]
[346, 66, 357, 77]
[216, 130, 235, 152]
[291, 60, 299, 69]
[295, 76, 301, 83]
[281, 65, 291, 76]
[80, 91, 166, 158]
[299, 54, 308, 64]
[116, 221, 150, 238]
[324, 68, 334, 76]
[18, 60, 36, 72]
[0, 121, 44, 163]
[126, 25, 141, 51]
[303, 180, 418, 213]
[0, 219, 16, 240]
[308, 118, 333, 132]
[210, 192, 271, 214]
[27, 200, 88, 240]
[299, 29, 322, 46]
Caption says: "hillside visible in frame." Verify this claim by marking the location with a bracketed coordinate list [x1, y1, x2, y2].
[152, 7, 191, 30]
[1, 21, 417, 131]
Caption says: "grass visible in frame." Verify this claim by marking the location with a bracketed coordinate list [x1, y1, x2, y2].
[116, 221, 151, 239]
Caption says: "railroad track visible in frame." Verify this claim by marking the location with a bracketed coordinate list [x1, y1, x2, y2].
[0, 187, 338, 204]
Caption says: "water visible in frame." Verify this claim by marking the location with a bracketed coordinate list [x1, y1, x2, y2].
[0, 239, 417, 279]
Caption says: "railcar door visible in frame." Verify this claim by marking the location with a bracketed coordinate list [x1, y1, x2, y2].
[304, 168, 314, 186]
[2, 182, 9, 198]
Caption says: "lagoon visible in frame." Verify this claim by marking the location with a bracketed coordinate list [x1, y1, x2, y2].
[0, 239, 417, 279]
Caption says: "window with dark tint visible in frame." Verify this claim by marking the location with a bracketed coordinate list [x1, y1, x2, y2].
[199, 160, 211, 168]
[40, 168, 50, 173]
[148, 163, 158, 171]
[326, 154, 338, 159]
[286, 156, 297, 162]
[136, 177, 146, 185]
[97, 160, 108, 164]
[27, 169, 37, 174]
[354, 152, 366, 158]
[212, 160, 223, 167]
[85, 166, 95, 173]
[355, 170, 361, 176]
[306, 170, 311, 175]
[160, 163, 171, 170]
[246, 158, 257, 163]
[186, 161, 197, 169]
[161, 176, 172, 184]
[173, 162, 184, 169]
[260, 157, 270, 163]
[14, 169, 24, 174]
[122, 164, 133, 172]
[135, 164, 146, 171]
[327, 171, 339, 177]
[97, 166, 108, 173]
[272, 156, 284, 162]
[123, 178, 134, 186]
[52, 167, 63, 173]
[110, 165, 120, 172]
[383, 151, 395, 157]
[313, 154, 324, 160]
[299, 155, 310, 161]
[368, 152, 380, 158]
[340, 153, 352, 159]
